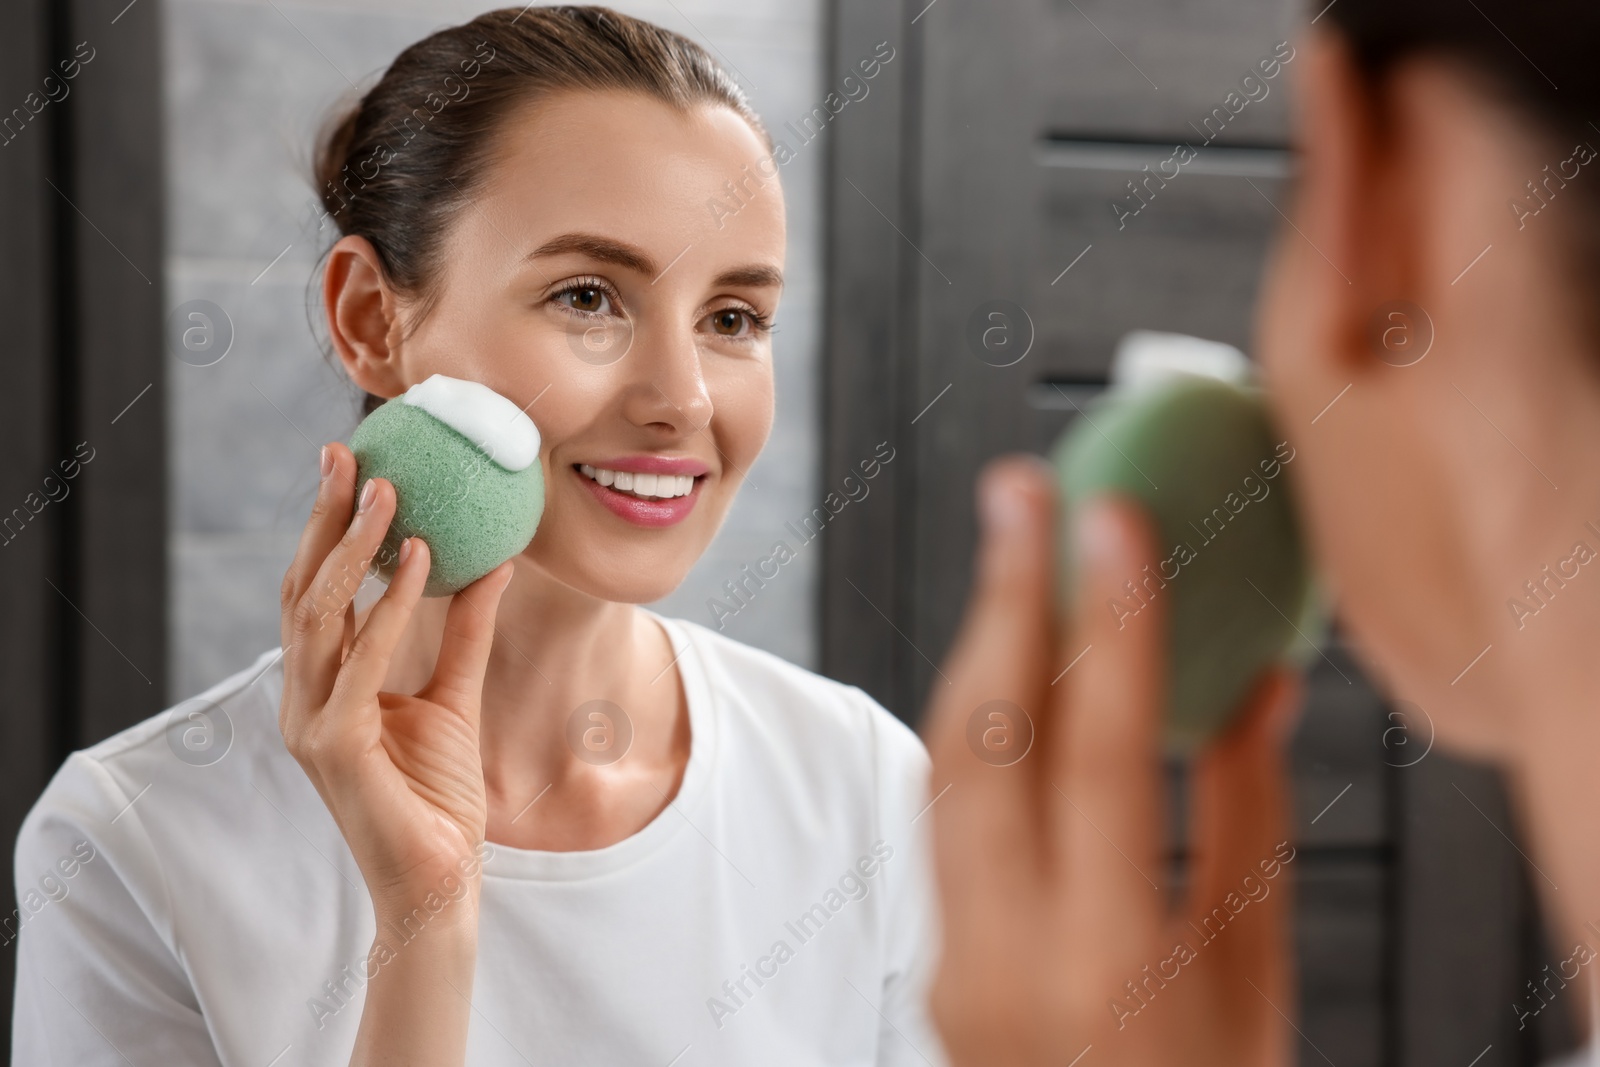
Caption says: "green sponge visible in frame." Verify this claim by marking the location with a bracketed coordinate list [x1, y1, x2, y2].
[1050, 334, 1319, 754]
[349, 374, 544, 598]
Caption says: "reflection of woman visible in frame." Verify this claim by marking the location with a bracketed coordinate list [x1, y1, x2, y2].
[924, 1, 1600, 1065]
[14, 9, 939, 1065]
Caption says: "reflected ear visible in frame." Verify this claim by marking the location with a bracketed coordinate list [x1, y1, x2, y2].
[1296, 28, 1423, 370]
[323, 234, 409, 399]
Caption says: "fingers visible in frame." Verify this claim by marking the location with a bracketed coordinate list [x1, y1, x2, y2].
[280, 443, 359, 647]
[1181, 669, 1300, 999]
[923, 456, 1058, 905]
[421, 560, 515, 715]
[1051, 495, 1170, 929]
[341, 600, 356, 663]
[283, 466, 398, 720]
[329, 536, 433, 714]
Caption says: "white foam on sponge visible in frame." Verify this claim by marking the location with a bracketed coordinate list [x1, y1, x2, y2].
[1110, 330, 1253, 393]
[401, 374, 540, 472]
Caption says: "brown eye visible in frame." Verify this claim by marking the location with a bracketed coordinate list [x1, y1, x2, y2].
[563, 287, 606, 313]
[711, 309, 746, 336]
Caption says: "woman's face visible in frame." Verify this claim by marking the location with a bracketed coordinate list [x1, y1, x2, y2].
[370, 90, 786, 605]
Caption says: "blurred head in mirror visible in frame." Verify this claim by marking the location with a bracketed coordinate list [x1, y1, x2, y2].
[1256, 2, 1600, 760]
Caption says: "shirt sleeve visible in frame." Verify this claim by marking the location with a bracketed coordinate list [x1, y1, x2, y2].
[10, 752, 223, 1067]
[858, 691, 950, 1067]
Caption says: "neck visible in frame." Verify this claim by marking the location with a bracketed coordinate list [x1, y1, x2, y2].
[1501, 612, 1600, 973]
[1471, 502, 1600, 1010]
[1379, 343, 1600, 1019]
[375, 554, 688, 843]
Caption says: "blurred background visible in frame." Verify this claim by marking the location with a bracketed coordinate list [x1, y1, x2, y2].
[0, 0, 1582, 1063]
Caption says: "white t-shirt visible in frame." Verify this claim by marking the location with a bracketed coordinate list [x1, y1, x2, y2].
[11, 612, 946, 1066]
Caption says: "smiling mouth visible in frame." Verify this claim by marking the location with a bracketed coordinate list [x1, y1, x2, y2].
[576, 463, 700, 500]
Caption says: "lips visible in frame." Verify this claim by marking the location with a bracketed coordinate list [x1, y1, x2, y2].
[573, 458, 708, 528]
[589, 454, 709, 476]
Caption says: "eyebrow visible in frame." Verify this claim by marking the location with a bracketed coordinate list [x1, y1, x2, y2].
[712, 264, 785, 289]
[528, 231, 784, 290]
[530, 232, 655, 274]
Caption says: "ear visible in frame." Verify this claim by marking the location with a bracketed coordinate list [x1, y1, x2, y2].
[1296, 28, 1424, 371]
[323, 234, 410, 399]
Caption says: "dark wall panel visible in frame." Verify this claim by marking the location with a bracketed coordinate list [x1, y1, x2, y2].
[820, 0, 917, 712]
[0, 0, 165, 1042]
[0, 0, 66, 1044]
[66, 0, 168, 745]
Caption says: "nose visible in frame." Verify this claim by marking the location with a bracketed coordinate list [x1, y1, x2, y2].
[621, 325, 714, 436]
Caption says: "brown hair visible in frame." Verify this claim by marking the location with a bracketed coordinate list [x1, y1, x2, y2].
[310, 5, 771, 417]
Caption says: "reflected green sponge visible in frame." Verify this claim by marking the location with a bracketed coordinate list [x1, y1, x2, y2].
[1051, 332, 1319, 754]
[350, 374, 544, 598]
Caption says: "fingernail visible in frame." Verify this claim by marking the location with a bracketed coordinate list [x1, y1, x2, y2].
[358, 479, 377, 513]
[319, 445, 333, 482]
[496, 563, 515, 592]
[979, 468, 1028, 535]
[398, 537, 412, 566]
[1075, 498, 1124, 569]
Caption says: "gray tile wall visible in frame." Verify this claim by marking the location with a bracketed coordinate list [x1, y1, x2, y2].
[164, 0, 826, 701]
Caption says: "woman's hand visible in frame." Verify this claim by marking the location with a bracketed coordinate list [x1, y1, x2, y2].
[922, 456, 1301, 1067]
[277, 441, 513, 917]
[278, 441, 513, 1066]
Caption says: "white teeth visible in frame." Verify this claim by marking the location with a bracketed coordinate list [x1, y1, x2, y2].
[578, 464, 697, 499]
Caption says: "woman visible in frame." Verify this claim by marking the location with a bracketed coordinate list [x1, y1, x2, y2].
[923, 0, 1600, 1065]
[12, 8, 939, 1065]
